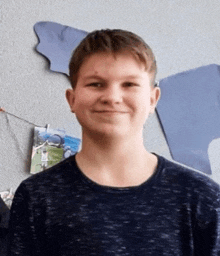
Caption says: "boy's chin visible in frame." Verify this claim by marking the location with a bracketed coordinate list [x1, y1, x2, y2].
[83, 126, 142, 140]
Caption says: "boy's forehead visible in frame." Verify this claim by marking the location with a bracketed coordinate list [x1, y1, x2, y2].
[84, 50, 141, 62]
[78, 51, 146, 75]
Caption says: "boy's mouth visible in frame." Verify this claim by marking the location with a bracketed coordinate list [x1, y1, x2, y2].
[94, 108, 128, 113]
[94, 110, 128, 114]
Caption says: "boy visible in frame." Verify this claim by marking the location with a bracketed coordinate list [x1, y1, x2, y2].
[8, 29, 220, 255]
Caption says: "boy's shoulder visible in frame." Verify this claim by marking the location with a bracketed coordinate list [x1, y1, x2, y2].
[157, 154, 220, 201]
[18, 155, 78, 192]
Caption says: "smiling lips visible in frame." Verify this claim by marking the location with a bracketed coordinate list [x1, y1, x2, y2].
[94, 110, 128, 114]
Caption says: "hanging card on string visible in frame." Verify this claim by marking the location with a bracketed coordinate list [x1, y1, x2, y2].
[31, 126, 81, 174]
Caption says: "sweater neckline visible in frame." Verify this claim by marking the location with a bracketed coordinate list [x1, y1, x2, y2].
[71, 153, 164, 194]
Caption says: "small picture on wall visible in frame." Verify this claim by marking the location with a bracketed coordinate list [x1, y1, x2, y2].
[30, 126, 81, 174]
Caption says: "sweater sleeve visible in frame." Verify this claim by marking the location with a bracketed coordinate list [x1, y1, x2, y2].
[7, 183, 35, 256]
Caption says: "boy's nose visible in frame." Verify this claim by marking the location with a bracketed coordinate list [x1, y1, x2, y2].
[100, 84, 123, 104]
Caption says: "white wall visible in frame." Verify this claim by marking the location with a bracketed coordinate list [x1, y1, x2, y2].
[1, 0, 220, 192]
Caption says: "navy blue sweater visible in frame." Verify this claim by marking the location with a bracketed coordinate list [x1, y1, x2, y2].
[8, 155, 220, 255]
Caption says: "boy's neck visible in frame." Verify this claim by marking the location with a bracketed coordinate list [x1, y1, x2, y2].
[75, 132, 158, 187]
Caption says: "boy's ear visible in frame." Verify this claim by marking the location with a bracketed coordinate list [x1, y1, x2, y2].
[150, 87, 161, 113]
[66, 89, 75, 113]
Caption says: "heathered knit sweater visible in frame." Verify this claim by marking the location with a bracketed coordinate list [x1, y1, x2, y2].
[8, 154, 220, 255]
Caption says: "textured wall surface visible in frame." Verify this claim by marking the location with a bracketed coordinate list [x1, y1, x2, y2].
[1, 0, 220, 192]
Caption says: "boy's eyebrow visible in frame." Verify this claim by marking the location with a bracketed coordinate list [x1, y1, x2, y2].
[81, 74, 142, 80]
[82, 75, 104, 80]
[122, 75, 142, 80]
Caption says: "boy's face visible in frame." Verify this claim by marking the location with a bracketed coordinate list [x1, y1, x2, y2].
[66, 51, 160, 139]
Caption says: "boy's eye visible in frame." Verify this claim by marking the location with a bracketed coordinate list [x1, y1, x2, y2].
[123, 82, 139, 87]
[87, 82, 102, 87]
